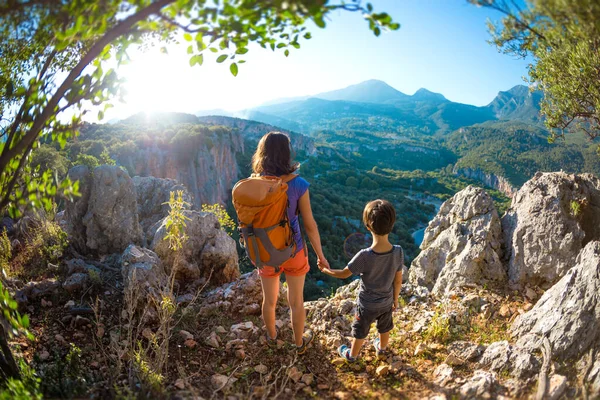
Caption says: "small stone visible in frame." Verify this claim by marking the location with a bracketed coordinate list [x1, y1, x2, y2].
[376, 365, 390, 377]
[235, 349, 245, 360]
[414, 342, 426, 356]
[179, 330, 194, 341]
[174, 378, 185, 390]
[206, 332, 220, 349]
[445, 353, 465, 366]
[301, 373, 314, 386]
[39, 350, 50, 361]
[433, 363, 454, 386]
[525, 287, 537, 301]
[254, 364, 268, 374]
[55, 334, 66, 345]
[548, 374, 567, 400]
[215, 326, 227, 334]
[523, 303, 533, 311]
[104, 290, 111, 295]
[288, 366, 303, 383]
[41, 299, 52, 307]
[211, 374, 236, 390]
[64, 300, 75, 309]
[96, 326, 105, 338]
[334, 391, 352, 400]
[317, 383, 329, 390]
[499, 304, 511, 318]
[184, 339, 197, 349]
[90, 361, 99, 368]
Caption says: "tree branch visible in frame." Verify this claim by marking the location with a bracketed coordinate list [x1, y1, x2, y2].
[0, 0, 177, 174]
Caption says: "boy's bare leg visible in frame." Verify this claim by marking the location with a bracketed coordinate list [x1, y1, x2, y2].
[350, 338, 365, 358]
[379, 331, 390, 350]
[260, 276, 280, 339]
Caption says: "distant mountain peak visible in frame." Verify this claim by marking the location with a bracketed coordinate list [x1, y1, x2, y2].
[412, 88, 447, 102]
[311, 79, 408, 104]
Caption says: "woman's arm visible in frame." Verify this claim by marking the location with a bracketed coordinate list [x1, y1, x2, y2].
[298, 189, 329, 268]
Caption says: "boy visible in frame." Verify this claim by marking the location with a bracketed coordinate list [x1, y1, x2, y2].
[318, 199, 404, 361]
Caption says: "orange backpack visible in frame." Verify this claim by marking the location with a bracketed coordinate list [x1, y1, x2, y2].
[232, 174, 303, 272]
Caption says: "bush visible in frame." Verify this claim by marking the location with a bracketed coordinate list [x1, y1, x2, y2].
[74, 153, 100, 170]
[10, 220, 67, 280]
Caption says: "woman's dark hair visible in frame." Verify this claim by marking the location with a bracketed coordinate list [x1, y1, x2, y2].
[251, 131, 299, 176]
[363, 199, 396, 235]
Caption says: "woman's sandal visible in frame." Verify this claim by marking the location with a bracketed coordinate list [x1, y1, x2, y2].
[296, 329, 314, 355]
[266, 328, 279, 348]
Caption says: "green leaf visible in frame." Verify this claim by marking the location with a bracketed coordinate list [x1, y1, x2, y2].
[184, 32, 193, 41]
[284, 49, 290, 57]
[216, 54, 228, 63]
[230, 62, 238, 77]
[236, 47, 249, 55]
[98, 110, 104, 120]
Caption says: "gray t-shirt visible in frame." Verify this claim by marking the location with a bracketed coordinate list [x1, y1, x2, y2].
[347, 245, 404, 310]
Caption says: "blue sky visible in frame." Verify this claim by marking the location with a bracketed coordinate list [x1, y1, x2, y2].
[109, 0, 532, 119]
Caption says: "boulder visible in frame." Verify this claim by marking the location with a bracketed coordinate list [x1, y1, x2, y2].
[63, 165, 92, 253]
[151, 210, 238, 285]
[502, 172, 600, 287]
[409, 186, 506, 296]
[132, 176, 192, 244]
[62, 273, 89, 293]
[83, 166, 143, 254]
[510, 241, 600, 363]
[121, 245, 167, 317]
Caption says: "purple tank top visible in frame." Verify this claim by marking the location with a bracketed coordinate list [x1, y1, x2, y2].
[284, 176, 310, 251]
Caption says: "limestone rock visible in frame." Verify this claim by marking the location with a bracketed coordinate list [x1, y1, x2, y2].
[15, 279, 60, 305]
[132, 176, 191, 244]
[63, 165, 93, 253]
[502, 172, 600, 287]
[433, 363, 454, 386]
[83, 166, 143, 254]
[511, 241, 600, 363]
[121, 245, 167, 319]
[459, 370, 496, 398]
[211, 374, 236, 391]
[62, 273, 89, 292]
[152, 210, 238, 285]
[409, 186, 506, 295]
[254, 364, 268, 375]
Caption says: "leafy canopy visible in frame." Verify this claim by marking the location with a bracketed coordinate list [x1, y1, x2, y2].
[0, 0, 399, 216]
[471, 0, 600, 148]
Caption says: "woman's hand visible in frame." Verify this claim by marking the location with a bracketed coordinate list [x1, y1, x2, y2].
[317, 257, 330, 271]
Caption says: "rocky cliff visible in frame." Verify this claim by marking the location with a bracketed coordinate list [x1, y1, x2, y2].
[197, 115, 316, 155]
[116, 129, 244, 208]
[452, 166, 517, 197]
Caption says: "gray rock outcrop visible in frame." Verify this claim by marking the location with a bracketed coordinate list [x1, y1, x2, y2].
[502, 172, 600, 287]
[121, 245, 167, 318]
[409, 186, 506, 295]
[64, 165, 143, 254]
[510, 241, 600, 365]
[63, 165, 92, 253]
[151, 210, 239, 286]
[83, 166, 143, 254]
[132, 176, 191, 244]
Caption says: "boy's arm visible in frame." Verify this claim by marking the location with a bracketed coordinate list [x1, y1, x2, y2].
[318, 264, 353, 279]
[392, 269, 403, 309]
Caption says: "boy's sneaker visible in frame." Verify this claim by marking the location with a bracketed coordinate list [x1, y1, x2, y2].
[373, 337, 390, 358]
[337, 345, 357, 362]
[296, 329, 314, 355]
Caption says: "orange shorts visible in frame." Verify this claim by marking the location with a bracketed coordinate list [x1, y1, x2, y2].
[257, 250, 310, 278]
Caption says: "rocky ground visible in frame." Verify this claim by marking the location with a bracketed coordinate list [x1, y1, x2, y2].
[2, 168, 600, 399]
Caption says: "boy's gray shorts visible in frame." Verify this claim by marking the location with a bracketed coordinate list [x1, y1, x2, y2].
[351, 304, 394, 339]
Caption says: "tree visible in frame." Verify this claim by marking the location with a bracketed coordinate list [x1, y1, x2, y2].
[471, 0, 600, 148]
[0, 0, 399, 216]
[0, 0, 399, 384]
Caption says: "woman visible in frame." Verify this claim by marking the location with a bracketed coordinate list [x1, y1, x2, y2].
[250, 131, 329, 354]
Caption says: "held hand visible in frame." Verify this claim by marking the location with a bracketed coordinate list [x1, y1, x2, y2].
[317, 257, 330, 270]
[393, 300, 399, 311]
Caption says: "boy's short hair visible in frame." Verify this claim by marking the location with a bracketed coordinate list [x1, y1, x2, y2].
[363, 199, 396, 235]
